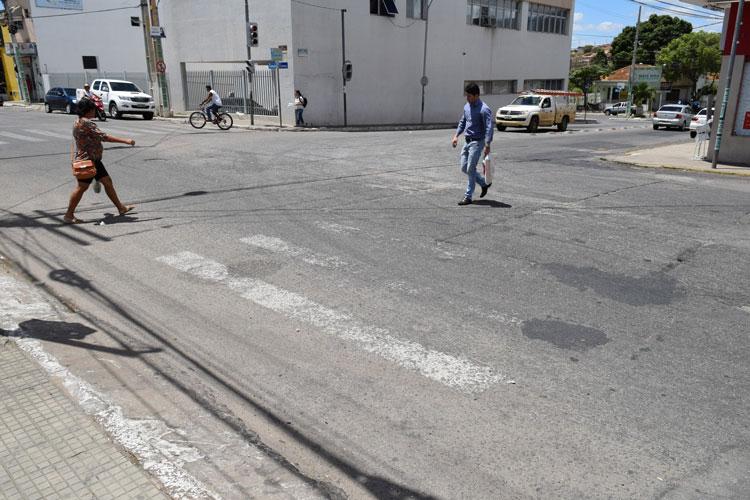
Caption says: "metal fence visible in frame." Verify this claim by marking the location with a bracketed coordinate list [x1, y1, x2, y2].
[185, 69, 278, 116]
[47, 72, 150, 94]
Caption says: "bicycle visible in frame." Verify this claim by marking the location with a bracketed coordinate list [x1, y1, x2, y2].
[189, 106, 233, 130]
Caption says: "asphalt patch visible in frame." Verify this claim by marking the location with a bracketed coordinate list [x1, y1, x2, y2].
[522, 318, 609, 351]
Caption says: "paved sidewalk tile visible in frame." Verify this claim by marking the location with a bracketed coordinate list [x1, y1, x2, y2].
[0, 341, 170, 500]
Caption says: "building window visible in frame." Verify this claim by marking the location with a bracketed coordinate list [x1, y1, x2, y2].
[523, 79, 564, 91]
[466, 0, 520, 29]
[527, 3, 569, 35]
[407, 0, 427, 19]
[370, 0, 398, 17]
[82, 56, 98, 70]
[464, 80, 517, 95]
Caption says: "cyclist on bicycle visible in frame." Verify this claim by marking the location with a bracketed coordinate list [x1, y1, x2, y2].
[200, 85, 222, 122]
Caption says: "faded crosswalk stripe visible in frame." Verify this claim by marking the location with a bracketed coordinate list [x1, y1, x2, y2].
[25, 129, 71, 139]
[240, 235, 347, 268]
[101, 127, 144, 136]
[0, 131, 44, 142]
[157, 251, 502, 393]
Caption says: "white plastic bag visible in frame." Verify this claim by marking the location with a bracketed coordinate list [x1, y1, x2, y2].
[482, 153, 493, 185]
[93, 179, 102, 193]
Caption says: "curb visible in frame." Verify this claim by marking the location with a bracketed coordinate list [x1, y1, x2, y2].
[600, 156, 750, 177]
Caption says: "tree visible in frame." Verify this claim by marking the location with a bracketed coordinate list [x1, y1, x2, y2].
[631, 82, 655, 116]
[569, 65, 610, 93]
[656, 31, 722, 96]
[591, 48, 609, 67]
[610, 14, 692, 68]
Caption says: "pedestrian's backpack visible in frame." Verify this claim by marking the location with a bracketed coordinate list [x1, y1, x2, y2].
[301, 95, 308, 107]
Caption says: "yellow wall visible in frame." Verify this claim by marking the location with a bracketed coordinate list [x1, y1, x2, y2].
[1, 25, 22, 101]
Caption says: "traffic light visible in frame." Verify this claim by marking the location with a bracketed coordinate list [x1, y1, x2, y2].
[248, 22, 258, 47]
[343, 60, 353, 82]
[8, 23, 18, 35]
[246, 60, 255, 74]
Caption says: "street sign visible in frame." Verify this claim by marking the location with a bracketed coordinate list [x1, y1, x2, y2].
[155, 60, 166, 73]
[268, 61, 278, 69]
[279, 62, 288, 69]
[150, 26, 166, 38]
[271, 48, 283, 61]
[632, 67, 662, 88]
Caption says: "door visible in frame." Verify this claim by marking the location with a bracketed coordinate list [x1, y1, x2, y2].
[539, 98, 554, 126]
[50, 88, 63, 109]
[99, 82, 110, 107]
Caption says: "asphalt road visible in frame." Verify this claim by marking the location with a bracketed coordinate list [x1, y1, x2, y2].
[2, 107, 749, 500]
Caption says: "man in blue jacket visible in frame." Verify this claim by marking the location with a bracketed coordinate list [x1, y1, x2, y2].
[451, 82, 493, 206]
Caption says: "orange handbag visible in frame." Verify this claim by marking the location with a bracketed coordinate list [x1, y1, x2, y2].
[70, 137, 96, 180]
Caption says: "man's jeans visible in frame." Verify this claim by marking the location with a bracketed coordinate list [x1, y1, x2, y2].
[460, 139, 488, 199]
[206, 103, 220, 121]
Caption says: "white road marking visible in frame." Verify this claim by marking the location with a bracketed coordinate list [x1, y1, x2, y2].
[0, 131, 45, 142]
[240, 235, 347, 268]
[100, 127, 144, 136]
[157, 251, 503, 393]
[0, 141, 8, 145]
[315, 221, 361, 234]
[24, 129, 71, 139]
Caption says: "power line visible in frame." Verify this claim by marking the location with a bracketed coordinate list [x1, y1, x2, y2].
[642, 0, 723, 18]
[290, 0, 341, 12]
[626, 0, 722, 20]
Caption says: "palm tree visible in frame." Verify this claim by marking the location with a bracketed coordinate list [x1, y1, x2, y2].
[631, 82, 655, 116]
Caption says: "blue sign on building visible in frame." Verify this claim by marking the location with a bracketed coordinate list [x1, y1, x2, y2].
[268, 62, 278, 69]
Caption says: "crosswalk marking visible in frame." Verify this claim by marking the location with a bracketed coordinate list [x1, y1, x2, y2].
[157, 251, 503, 393]
[0, 131, 44, 142]
[24, 129, 71, 139]
[100, 127, 144, 137]
[240, 235, 347, 269]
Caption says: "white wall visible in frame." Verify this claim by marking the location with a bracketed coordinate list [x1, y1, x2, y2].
[31, 0, 147, 75]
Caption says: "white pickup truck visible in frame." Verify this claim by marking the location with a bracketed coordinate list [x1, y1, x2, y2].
[90, 78, 155, 120]
[495, 91, 578, 132]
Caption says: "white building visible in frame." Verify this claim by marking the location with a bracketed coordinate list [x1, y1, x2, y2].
[24, 0, 575, 126]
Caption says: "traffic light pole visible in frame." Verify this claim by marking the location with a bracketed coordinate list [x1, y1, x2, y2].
[626, 6, 641, 120]
[245, 0, 254, 125]
[5, 6, 29, 104]
[341, 9, 347, 127]
[140, 1, 158, 113]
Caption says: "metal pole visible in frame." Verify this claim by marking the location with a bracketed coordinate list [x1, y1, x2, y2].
[420, 2, 430, 125]
[245, 0, 254, 125]
[712, 0, 745, 169]
[277, 67, 282, 127]
[6, 6, 29, 104]
[627, 6, 642, 120]
[341, 9, 347, 127]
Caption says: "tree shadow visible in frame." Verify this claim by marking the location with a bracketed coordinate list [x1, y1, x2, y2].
[2, 319, 162, 357]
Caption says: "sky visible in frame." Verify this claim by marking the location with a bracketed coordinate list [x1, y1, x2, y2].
[572, 0, 724, 49]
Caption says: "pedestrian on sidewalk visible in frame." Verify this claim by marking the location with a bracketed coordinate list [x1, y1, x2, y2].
[291, 90, 306, 126]
[451, 82, 493, 206]
[64, 98, 135, 224]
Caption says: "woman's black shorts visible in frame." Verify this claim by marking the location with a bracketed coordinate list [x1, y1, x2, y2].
[78, 159, 109, 184]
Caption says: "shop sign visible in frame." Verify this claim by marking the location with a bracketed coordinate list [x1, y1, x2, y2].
[35, 0, 82, 10]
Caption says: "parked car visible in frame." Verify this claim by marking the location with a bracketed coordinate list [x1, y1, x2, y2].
[44, 87, 79, 114]
[652, 104, 694, 131]
[90, 78, 155, 120]
[603, 102, 637, 116]
[495, 91, 577, 132]
[689, 108, 714, 138]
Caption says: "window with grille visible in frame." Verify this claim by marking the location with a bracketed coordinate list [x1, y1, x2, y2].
[464, 80, 517, 95]
[527, 3, 569, 35]
[523, 79, 564, 91]
[466, 0, 520, 29]
[370, 0, 398, 17]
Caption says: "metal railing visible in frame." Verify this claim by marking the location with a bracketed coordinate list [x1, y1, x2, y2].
[185, 69, 278, 116]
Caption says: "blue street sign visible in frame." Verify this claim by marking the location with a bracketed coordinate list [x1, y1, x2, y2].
[279, 62, 288, 69]
[271, 48, 283, 61]
[268, 61, 278, 69]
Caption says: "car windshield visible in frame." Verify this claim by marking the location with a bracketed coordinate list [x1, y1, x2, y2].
[510, 96, 541, 106]
[659, 106, 682, 112]
[63, 88, 77, 96]
[110, 82, 141, 92]
[697, 110, 706, 116]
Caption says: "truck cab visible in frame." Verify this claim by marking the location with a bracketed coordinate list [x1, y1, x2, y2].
[495, 90, 579, 133]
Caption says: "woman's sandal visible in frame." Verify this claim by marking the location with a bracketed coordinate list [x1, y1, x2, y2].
[63, 217, 84, 224]
[118, 205, 135, 216]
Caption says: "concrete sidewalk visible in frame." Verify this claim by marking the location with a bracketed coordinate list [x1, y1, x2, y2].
[0, 270, 171, 500]
[602, 141, 750, 177]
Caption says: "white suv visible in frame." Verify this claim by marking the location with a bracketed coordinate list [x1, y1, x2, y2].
[91, 79, 155, 120]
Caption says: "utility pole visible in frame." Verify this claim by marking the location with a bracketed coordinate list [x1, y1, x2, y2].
[712, 0, 745, 169]
[245, 0, 254, 125]
[148, 0, 170, 115]
[627, 6, 642, 120]
[139, 1, 159, 113]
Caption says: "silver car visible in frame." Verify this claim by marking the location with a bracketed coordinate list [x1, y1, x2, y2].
[653, 104, 694, 131]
